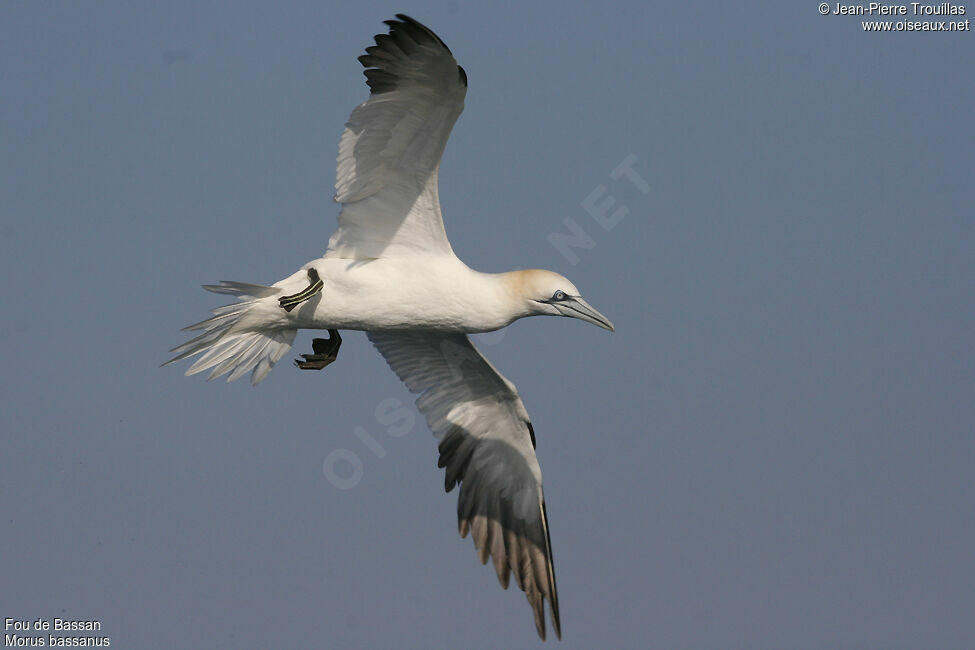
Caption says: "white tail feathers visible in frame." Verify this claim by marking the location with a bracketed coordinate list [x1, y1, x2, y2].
[164, 281, 296, 385]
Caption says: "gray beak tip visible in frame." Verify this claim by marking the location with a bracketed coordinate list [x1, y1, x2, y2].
[555, 296, 614, 332]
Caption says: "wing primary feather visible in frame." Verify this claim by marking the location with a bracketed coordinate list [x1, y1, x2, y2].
[540, 496, 562, 639]
[491, 518, 510, 589]
[394, 14, 453, 53]
[387, 24, 419, 56]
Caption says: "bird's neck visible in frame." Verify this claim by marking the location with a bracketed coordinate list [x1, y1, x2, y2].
[444, 267, 533, 332]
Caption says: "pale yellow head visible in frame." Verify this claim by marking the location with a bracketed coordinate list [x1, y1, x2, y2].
[504, 269, 614, 331]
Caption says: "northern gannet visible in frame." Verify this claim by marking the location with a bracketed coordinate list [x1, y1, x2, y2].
[165, 14, 613, 640]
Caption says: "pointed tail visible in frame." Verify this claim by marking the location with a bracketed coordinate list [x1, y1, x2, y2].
[163, 281, 296, 385]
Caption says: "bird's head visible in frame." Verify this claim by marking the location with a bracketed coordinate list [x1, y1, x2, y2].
[510, 269, 615, 331]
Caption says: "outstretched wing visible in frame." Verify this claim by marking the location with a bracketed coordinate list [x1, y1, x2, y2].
[367, 331, 562, 641]
[327, 15, 467, 260]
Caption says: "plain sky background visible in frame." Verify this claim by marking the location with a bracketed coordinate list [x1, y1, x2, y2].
[2, 2, 973, 648]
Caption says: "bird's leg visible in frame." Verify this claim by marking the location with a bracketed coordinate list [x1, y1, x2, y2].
[294, 330, 342, 370]
[278, 268, 324, 313]
[281, 268, 341, 370]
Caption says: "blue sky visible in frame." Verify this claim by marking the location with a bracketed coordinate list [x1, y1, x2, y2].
[2, 2, 973, 648]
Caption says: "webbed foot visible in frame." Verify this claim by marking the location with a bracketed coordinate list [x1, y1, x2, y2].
[295, 330, 342, 370]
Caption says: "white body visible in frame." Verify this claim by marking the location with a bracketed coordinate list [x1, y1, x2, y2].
[277, 256, 522, 333]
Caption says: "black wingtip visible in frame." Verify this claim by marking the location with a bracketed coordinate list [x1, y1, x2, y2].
[393, 14, 453, 53]
[361, 15, 460, 96]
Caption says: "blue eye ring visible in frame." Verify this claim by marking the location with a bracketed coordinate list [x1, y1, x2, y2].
[552, 290, 566, 301]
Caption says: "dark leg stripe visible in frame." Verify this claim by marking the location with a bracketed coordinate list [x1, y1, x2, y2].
[281, 279, 323, 304]
[279, 278, 324, 311]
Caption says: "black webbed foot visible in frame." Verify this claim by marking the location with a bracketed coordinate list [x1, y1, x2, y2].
[279, 268, 324, 312]
[294, 330, 342, 370]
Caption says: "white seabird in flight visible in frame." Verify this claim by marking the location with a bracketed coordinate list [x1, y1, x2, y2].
[165, 14, 613, 640]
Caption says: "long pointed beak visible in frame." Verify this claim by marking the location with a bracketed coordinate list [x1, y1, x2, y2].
[553, 296, 615, 331]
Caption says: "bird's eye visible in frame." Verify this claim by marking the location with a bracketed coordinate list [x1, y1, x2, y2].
[552, 290, 566, 301]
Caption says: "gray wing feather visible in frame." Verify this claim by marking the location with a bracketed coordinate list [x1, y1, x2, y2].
[329, 15, 466, 259]
[368, 330, 561, 640]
